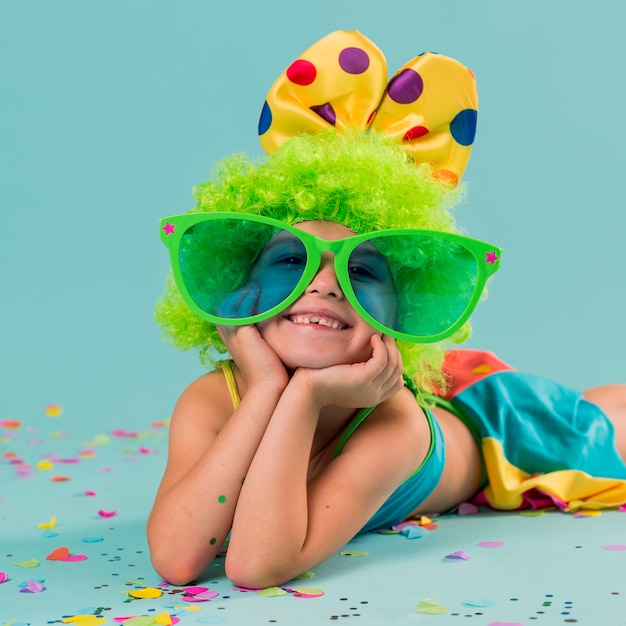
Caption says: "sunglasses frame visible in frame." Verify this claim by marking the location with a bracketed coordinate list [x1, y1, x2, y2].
[160, 212, 501, 343]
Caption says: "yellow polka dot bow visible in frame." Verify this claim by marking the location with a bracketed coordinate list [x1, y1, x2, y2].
[258, 30, 478, 186]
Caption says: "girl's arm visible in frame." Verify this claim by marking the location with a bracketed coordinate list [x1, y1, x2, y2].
[226, 335, 429, 589]
[147, 326, 288, 586]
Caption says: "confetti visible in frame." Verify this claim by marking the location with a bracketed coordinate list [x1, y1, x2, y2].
[36, 459, 54, 470]
[458, 502, 479, 515]
[602, 544, 626, 551]
[445, 550, 470, 561]
[47, 547, 70, 560]
[290, 587, 324, 598]
[129, 587, 163, 599]
[0, 571, 9, 583]
[84, 489, 97, 496]
[45, 404, 63, 417]
[463, 598, 497, 607]
[415, 598, 448, 614]
[82, 536, 104, 543]
[19, 579, 45, 593]
[0, 419, 22, 428]
[62, 617, 107, 626]
[400, 525, 428, 539]
[258, 587, 288, 597]
[38, 515, 58, 529]
[52, 475, 72, 482]
[98, 509, 117, 518]
[477, 541, 506, 548]
[13, 559, 40, 568]
[339, 551, 368, 557]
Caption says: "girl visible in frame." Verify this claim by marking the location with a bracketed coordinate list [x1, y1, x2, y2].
[147, 32, 626, 589]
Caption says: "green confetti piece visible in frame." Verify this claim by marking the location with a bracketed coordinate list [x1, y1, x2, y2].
[415, 598, 448, 614]
[519, 510, 546, 517]
[294, 571, 315, 579]
[218, 495, 227, 503]
[339, 551, 369, 557]
[13, 559, 40, 569]
[258, 586, 288, 597]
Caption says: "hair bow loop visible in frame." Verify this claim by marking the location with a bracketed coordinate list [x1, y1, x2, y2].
[259, 31, 387, 154]
[258, 31, 478, 184]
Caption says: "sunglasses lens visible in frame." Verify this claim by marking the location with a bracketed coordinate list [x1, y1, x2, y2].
[177, 217, 307, 320]
[351, 234, 480, 338]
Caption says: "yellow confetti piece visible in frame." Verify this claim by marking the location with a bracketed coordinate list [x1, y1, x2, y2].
[45, 404, 63, 417]
[83, 434, 111, 446]
[339, 551, 369, 557]
[38, 516, 57, 530]
[258, 587, 288, 597]
[36, 460, 54, 470]
[155, 613, 174, 625]
[291, 587, 324, 597]
[576, 510, 602, 517]
[416, 515, 432, 525]
[13, 559, 40, 568]
[129, 587, 163, 599]
[415, 598, 448, 614]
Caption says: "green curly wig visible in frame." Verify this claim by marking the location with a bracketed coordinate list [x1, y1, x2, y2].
[156, 128, 471, 392]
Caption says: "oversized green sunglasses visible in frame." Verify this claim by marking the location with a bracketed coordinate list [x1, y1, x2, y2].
[160, 212, 501, 343]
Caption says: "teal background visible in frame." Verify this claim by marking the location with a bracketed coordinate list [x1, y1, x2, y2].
[2, 0, 624, 434]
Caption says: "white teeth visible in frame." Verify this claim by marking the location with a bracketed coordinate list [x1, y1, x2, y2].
[290, 315, 344, 329]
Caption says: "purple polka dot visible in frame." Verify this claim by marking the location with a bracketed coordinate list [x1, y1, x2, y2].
[338, 47, 370, 74]
[387, 69, 423, 104]
[310, 102, 336, 126]
[258, 101, 272, 135]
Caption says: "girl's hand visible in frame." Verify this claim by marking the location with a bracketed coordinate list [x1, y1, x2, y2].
[295, 334, 404, 409]
[218, 324, 289, 393]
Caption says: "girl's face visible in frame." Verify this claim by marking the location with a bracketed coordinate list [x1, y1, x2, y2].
[256, 221, 385, 370]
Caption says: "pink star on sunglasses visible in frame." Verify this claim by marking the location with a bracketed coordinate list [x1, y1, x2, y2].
[485, 251, 499, 265]
[162, 222, 176, 236]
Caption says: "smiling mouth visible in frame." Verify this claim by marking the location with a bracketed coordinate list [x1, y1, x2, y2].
[286, 314, 348, 330]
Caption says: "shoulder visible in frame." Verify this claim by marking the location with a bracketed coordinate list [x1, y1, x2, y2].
[170, 370, 234, 434]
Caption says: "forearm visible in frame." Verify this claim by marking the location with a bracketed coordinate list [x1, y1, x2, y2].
[147, 386, 283, 585]
[227, 373, 322, 585]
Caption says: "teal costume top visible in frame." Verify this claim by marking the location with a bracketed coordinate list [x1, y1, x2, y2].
[334, 375, 446, 534]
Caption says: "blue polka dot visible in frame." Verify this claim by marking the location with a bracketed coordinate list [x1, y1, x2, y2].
[450, 108, 477, 146]
[258, 101, 272, 136]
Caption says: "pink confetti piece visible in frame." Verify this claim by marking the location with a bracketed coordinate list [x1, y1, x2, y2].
[20, 579, 45, 593]
[98, 509, 117, 518]
[477, 541, 506, 548]
[602, 544, 626, 551]
[62, 554, 88, 562]
[0, 571, 8, 583]
[458, 502, 479, 515]
[84, 490, 97, 496]
[619, 504, 626, 512]
[183, 588, 219, 602]
[139, 446, 152, 454]
[445, 550, 470, 561]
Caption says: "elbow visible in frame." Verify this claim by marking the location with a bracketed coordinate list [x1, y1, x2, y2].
[225, 552, 291, 590]
[150, 552, 206, 587]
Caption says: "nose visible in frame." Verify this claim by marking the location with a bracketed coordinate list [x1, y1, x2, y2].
[306, 253, 343, 298]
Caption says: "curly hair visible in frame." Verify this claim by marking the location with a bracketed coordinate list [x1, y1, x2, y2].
[155, 128, 471, 393]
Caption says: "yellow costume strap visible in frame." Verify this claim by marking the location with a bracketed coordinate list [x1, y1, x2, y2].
[218, 360, 240, 410]
[258, 30, 478, 186]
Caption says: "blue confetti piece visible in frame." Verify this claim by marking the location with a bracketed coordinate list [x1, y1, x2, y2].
[401, 525, 428, 539]
[42, 530, 58, 538]
[82, 536, 104, 543]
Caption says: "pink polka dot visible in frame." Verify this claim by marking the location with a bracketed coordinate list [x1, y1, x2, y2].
[338, 47, 370, 74]
[387, 69, 423, 104]
[403, 126, 429, 141]
[286, 60, 316, 86]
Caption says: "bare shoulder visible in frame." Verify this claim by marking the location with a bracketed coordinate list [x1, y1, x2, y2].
[154, 370, 235, 499]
